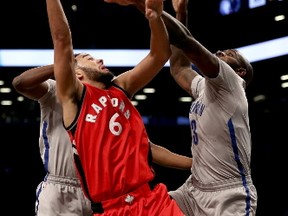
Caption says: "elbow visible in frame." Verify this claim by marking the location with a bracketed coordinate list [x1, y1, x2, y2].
[169, 59, 183, 78]
[12, 76, 23, 91]
[152, 50, 171, 67]
[163, 49, 172, 64]
[53, 30, 72, 48]
[160, 55, 170, 68]
[161, 47, 172, 65]
[169, 66, 178, 78]
[167, 48, 172, 60]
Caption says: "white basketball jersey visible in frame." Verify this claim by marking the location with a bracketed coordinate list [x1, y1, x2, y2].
[189, 58, 252, 185]
[38, 79, 78, 178]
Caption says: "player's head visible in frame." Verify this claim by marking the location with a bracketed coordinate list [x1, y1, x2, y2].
[215, 49, 253, 86]
[74, 53, 115, 86]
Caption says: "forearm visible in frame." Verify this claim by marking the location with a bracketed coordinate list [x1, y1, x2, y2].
[170, 45, 192, 76]
[140, 0, 171, 67]
[169, 45, 196, 95]
[47, 0, 75, 100]
[168, 154, 192, 170]
[175, 9, 188, 26]
[46, 0, 71, 44]
[12, 65, 54, 90]
[108, 0, 192, 49]
[161, 11, 192, 48]
[148, 16, 171, 64]
[151, 143, 192, 170]
[132, 0, 191, 47]
[154, 151, 192, 170]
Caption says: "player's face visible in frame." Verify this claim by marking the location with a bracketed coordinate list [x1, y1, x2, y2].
[75, 53, 115, 85]
[215, 49, 243, 71]
[215, 49, 253, 85]
[76, 53, 109, 73]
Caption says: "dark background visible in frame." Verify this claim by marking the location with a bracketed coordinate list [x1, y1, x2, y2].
[1, 0, 288, 215]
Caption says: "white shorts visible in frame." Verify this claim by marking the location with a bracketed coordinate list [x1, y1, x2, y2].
[169, 175, 258, 216]
[35, 174, 93, 216]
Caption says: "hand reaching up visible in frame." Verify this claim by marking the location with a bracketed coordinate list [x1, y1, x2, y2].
[145, 0, 163, 20]
[172, 0, 188, 14]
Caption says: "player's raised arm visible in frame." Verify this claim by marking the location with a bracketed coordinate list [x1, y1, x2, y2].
[46, 0, 82, 127]
[106, 0, 171, 97]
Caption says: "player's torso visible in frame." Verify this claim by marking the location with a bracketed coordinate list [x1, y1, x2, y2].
[73, 84, 154, 201]
[189, 65, 252, 185]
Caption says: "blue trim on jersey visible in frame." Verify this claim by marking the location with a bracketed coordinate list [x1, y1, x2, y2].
[35, 181, 43, 214]
[42, 121, 50, 172]
[228, 118, 251, 216]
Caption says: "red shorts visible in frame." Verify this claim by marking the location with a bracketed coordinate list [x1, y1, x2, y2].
[93, 183, 185, 216]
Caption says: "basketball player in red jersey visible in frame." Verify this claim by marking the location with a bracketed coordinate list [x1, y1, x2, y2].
[45, 0, 185, 214]
[12, 61, 192, 215]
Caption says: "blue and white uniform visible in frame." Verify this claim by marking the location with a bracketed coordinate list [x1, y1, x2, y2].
[35, 79, 92, 216]
[170, 58, 258, 216]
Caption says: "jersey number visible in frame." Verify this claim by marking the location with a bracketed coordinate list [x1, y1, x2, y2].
[109, 113, 122, 136]
[190, 119, 199, 145]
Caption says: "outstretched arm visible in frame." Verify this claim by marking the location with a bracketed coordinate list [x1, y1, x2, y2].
[105, 0, 191, 48]
[106, 0, 171, 98]
[169, 0, 198, 96]
[161, 0, 220, 78]
[46, 0, 82, 127]
[172, 0, 188, 25]
[150, 141, 192, 170]
[12, 65, 54, 100]
[106, 0, 219, 78]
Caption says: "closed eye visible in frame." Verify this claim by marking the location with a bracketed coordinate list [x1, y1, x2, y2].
[225, 50, 237, 58]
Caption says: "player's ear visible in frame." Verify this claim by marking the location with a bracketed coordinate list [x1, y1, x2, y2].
[235, 67, 246, 77]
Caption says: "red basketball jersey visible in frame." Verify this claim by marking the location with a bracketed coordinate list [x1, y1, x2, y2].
[68, 83, 154, 202]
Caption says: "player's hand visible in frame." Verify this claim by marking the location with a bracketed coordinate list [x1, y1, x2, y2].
[103, 0, 136, 6]
[172, 0, 188, 14]
[145, 0, 163, 20]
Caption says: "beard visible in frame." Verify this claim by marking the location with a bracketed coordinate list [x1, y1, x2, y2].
[80, 66, 115, 87]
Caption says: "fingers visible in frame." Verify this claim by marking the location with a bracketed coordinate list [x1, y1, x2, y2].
[145, 9, 158, 20]
[145, 0, 163, 18]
